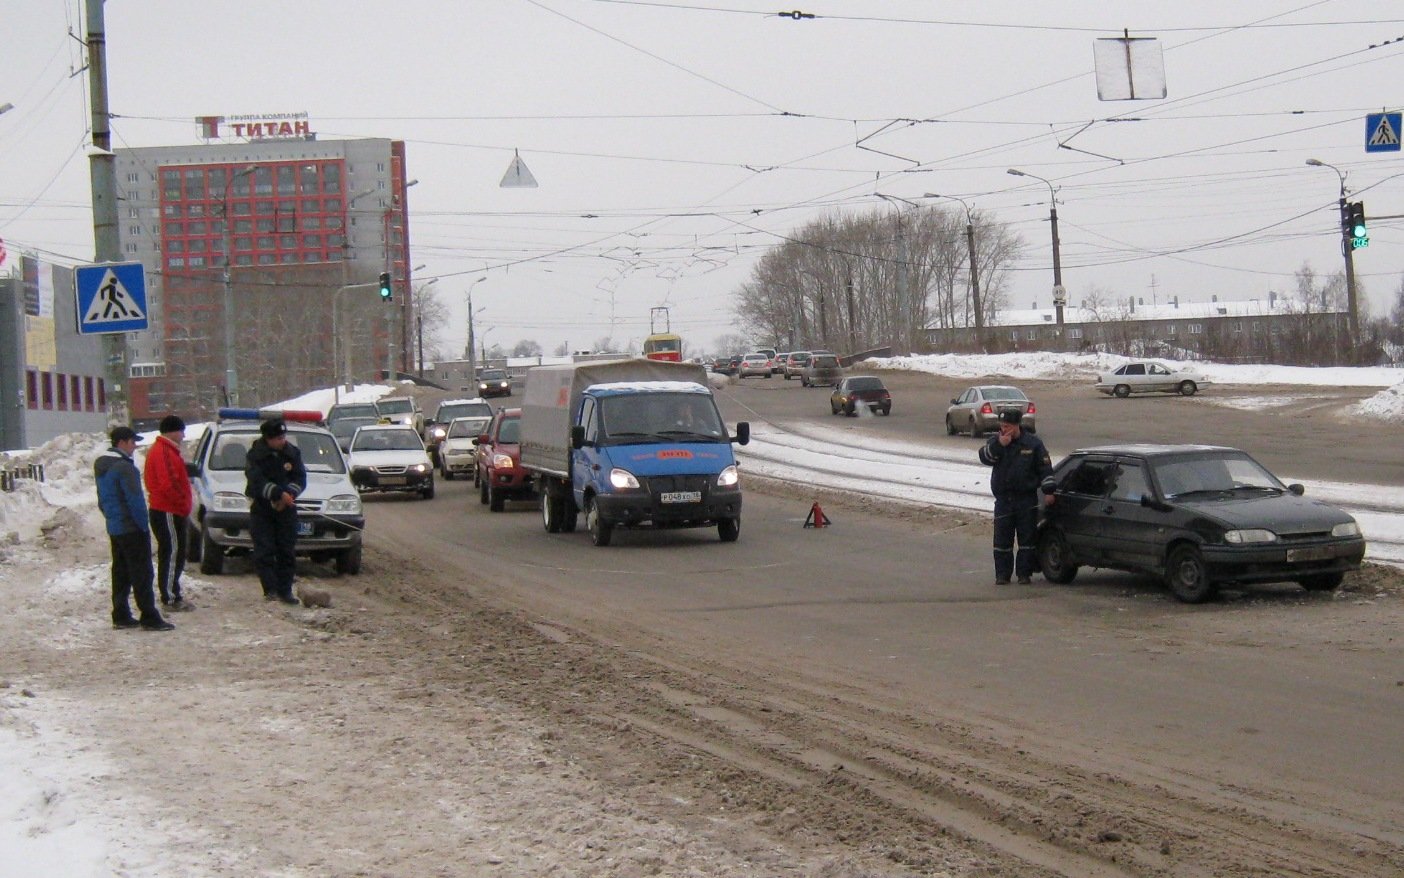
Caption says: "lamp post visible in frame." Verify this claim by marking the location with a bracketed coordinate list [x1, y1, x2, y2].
[465, 276, 487, 390]
[925, 192, 985, 348]
[1305, 158, 1359, 342]
[1007, 169, 1064, 329]
[220, 164, 256, 406]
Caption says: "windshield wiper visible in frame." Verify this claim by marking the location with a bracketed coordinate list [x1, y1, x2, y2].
[1228, 484, 1282, 494]
[1166, 488, 1232, 500]
[607, 431, 667, 443]
[657, 430, 719, 441]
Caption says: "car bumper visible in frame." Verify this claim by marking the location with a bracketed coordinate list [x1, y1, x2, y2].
[592, 486, 742, 528]
[440, 452, 476, 474]
[486, 467, 535, 495]
[479, 387, 512, 398]
[203, 510, 364, 551]
[1200, 538, 1366, 583]
[351, 468, 433, 492]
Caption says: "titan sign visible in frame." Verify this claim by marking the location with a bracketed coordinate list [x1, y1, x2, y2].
[196, 113, 314, 141]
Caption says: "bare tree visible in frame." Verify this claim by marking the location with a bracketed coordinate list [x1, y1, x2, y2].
[414, 284, 451, 363]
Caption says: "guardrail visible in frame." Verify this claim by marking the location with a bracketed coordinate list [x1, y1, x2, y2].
[1, 464, 46, 492]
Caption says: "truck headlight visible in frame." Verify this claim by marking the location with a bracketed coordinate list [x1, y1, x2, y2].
[1224, 528, 1277, 544]
[325, 494, 362, 515]
[212, 491, 250, 512]
[608, 468, 640, 489]
[1332, 521, 1361, 538]
[716, 465, 739, 487]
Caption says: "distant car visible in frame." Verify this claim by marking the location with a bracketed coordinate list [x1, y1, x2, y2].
[772, 352, 789, 375]
[830, 376, 891, 416]
[327, 402, 379, 424]
[738, 353, 772, 378]
[712, 356, 739, 376]
[330, 415, 379, 452]
[347, 424, 435, 499]
[375, 396, 424, 435]
[1036, 444, 1365, 603]
[438, 415, 493, 479]
[476, 368, 513, 399]
[424, 398, 493, 463]
[800, 353, 842, 387]
[945, 386, 1037, 437]
[1096, 360, 1208, 397]
[783, 351, 811, 380]
[475, 407, 534, 512]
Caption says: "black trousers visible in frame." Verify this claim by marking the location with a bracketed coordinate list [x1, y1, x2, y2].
[992, 492, 1040, 581]
[149, 510, 188, 602]
[250, 507, 298, 597]
[110, 531, 159, 623]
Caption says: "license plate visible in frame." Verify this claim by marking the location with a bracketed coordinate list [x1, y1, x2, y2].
[1287, 545, 1338, 563]
[660, 490, 701, 504]
[297, 521, 314, 536]
[380, 476, 406, 486]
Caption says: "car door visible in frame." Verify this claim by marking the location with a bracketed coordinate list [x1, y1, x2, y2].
[1097, 459, 1163, 572]
[1047, 456, 1116, 563]
[1119, 362, 1146, 391]
[1146, 362, 1173, 392]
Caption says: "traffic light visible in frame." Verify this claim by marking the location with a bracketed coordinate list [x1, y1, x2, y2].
[1348, 201, 1369, 250]
[378, 271, 393, 301]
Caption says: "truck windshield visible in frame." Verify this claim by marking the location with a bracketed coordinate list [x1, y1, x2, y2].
[600, 393, 725, 443]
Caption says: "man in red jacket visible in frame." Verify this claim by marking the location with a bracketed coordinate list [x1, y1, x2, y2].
[144, 414, 194, 609]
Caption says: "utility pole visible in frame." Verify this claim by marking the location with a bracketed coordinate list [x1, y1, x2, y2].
[1305, 159, 1360, 345]
[966, 219, 984, 349]
[85, 0, 126, 423]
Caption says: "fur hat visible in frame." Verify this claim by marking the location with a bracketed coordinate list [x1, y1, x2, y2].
[158, 414, 185, 434]
[998, 409, 1024, 425]
[260, 418, 287, 439]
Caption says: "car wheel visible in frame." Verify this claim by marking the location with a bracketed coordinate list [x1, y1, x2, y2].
[185, 518, 203, 562]
[1037, 528, 1079, 584]
[1113, 384, 1131, 398]
[587, 498, 613, 547]
[1165, 544, 1216, 603]
[198, 522, 223, 575]
[945, 416, 958, 436]
[1178, 380, 1198, 396]
[1298, 572, 1345, 591]
[443, 464, 454, 480]
[881, 406, 891, 416]
[718, 516, 740, 542]
[488, 484, 504, 512]
[479, 476, 489, 505]
[801, 377, 809, 387]
[846, 403, 856, 417]
[969, 418, 980, 437]
[421, 478, 435, 500]
[541, 491, 563, 533]
[831, 402, 839, 415]
[334, 544, 362, 576]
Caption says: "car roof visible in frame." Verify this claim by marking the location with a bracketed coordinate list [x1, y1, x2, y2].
[1069, 443, 1242, 458]
[355, 423, 419, 433]
[437, 397, 487, 407]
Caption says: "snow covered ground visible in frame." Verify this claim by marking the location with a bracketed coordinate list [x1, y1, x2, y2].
[1, 355, 1401, 873]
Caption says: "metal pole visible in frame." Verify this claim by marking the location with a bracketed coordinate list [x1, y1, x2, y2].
[1050, 202, 1064, 327]
[466, 291, 476, 391]
[967, 220, 984, 349]
[1340, 196, 1360, 344]
[221, 194, 237, 407]
[85, 0, 126, 423]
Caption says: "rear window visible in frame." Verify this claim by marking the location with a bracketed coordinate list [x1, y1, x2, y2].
[437, 402, 492, 422]
[847, 377, 884, 391]
[377, 398, 413, 414]
[983, 387, 1027, 401]
[812, 356, 839, 367]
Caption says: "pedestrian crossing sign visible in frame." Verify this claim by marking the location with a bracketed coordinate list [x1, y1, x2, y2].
[75, 261, 149, 334]
[1366, 112, 1401, 153]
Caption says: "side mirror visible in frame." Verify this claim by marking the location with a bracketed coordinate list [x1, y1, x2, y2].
[185, 461, 200, 478]
[1288, 483, 1305, 496]
[1140, 494, 1172, 513]
[570, 425, 586, 450]
[734, 421, 750, 446]
[471, 437, 481, 446]
[951, 398, 959, 405]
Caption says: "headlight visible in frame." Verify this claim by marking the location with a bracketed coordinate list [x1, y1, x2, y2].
[213, 491, 250, 512]
[1224, 528, 1277, 544]
[716, 464, 739, 487]
[431, 426, 447, 440]
[325, 494, 362, 515]
[411, 463, 428, 473]
[1332, 521, 1361, 538]
[492, 453, 515, 469]
[608, 468, 640, 489]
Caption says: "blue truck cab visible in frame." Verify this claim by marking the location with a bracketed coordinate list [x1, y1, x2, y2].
[520, 361, 749, 546]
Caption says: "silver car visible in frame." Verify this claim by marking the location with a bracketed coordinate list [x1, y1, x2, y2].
[1096, 360, 1209, 397]
[945, 385, 1037, 437]
[738, 353, 772, 378]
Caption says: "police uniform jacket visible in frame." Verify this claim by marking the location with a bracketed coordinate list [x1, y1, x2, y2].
[978, 431, 1053, 496]
[244, 437, 307, 513]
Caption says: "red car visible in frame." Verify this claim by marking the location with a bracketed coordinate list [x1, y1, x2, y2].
[475, 408, 534, 512]
[830, 375, 891, 416]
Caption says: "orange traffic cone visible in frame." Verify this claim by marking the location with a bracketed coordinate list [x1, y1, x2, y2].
[803, 501, 830, 528]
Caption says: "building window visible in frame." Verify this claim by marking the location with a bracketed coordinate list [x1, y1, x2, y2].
[98, 379, 106, 409]
[26, 371, 38, 409]
[127, 172, 140, 183]
[1234, 322, 1243, 333]
[72, 376, 83, 408]
[128, 207, 140, 219]
[1067, 327, 1083, 340]
[124, 243, 139, 254]
[56, 373, 68, 410]
[1027, 329, 1038, 340]
[42, 372, 53, 409]
[84, 376, 95, 411]
[1166, 324, 1176, 336]
[1189, 323, 1203, 334]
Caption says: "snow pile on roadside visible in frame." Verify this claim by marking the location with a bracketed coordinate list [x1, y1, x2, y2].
[1355, 380, 1404, 422]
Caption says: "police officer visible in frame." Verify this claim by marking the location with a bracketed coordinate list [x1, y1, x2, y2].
[245, 418, 306, 604]
[977, 409, 1054, 585]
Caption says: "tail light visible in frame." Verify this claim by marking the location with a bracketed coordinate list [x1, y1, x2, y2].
[1027, 402, 1036, 414]
[980, 402, 992, 414]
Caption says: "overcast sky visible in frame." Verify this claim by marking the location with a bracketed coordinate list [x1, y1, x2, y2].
[2, 1, 1403, 356]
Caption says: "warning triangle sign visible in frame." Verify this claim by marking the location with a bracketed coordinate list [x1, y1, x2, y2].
[1370, 114, 1400, 147]
[500, 149, 538, 188]
[82, 268, 147, 324]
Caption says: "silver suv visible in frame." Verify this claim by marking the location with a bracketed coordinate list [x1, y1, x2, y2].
[185, 410, 365, 575]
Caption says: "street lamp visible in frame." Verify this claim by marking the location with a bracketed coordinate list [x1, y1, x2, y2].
[925, 192, 986, 347]
[465, 276, 487, 389]
[220, 164, 256, 406]
[1007, 168, 1065, 328]
[1305, 158, 1359, 341]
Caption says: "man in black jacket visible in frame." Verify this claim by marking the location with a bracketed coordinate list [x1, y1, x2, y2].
[245, 419, 307, 604]
[977, 410, 1054, 585]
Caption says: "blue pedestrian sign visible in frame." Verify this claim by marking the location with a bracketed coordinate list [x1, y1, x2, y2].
[1366, 112, 1401, 153]
[75, 261, 149, 334]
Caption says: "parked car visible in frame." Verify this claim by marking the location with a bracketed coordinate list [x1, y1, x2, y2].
[347, 424, 435, 499]
[475, 407, 534, 512]
[738, 353, 772, 378]
[945, 386, 1037, 437]
[475, 368, 513, 398]
[185, 409, 364, 576]
[1036, 444, 1365, 603]
[1095, 360, 1209, 397]
[830, 376, 891, 416]
[424, 398, 493, 463]
[800, 353, 843, 387]
[375, 395, 424, 435]
[783, 351, 811, 379]
[330, 415, 378, 452]
[438, 415, 493, 479]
